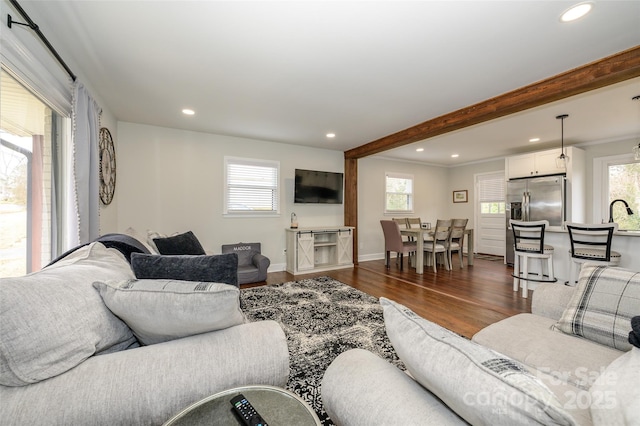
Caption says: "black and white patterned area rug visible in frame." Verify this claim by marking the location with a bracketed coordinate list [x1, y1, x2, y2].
[241, 276, 404, 425]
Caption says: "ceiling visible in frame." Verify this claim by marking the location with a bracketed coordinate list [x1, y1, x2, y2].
[12, 1, 640, 166]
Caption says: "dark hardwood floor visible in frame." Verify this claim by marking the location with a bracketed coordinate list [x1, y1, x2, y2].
[243, 254, 531, 339]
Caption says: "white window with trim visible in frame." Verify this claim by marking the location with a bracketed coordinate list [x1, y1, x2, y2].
[384, 172, 413, 214]
[594, 153, 639, 230]
[224, 156, 280, 216]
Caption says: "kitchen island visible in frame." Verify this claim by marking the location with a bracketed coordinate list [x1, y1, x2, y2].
[526, 227, 640, 286]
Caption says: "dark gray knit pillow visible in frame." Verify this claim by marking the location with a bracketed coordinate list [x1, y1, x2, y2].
[153, 231, 205, 255]
[130, 252, 238, 287]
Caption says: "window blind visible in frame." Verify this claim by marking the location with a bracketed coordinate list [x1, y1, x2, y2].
[477, 173, 505, 202]
[225, 157, 279, 214]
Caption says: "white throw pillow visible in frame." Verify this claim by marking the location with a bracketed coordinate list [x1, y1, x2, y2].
[554, 264, 639, 351]
[123, 227, 157, 253]
[381, 298, 576, 426]
[0, 243, 137, 386]
[145, 229, 166, 254]
[94, 279, 246, 345]
[589, 347, 640, 425]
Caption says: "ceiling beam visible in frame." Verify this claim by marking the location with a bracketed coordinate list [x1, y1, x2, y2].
[345, 45, 640, 159]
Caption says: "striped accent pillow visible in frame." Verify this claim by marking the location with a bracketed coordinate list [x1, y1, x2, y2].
[554, 264, 639, 351]
[382, 298, 576, 426]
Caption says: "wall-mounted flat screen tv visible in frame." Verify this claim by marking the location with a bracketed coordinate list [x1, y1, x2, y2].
[294, 169, 344, 204]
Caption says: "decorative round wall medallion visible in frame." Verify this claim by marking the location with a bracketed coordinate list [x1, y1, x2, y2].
[99, 127, 116, 205]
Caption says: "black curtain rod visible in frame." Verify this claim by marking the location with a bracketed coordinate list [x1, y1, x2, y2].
[7, 0, 76, 82]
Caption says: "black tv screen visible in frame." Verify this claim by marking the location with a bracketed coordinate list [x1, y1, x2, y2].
[294, 169, 344, 204]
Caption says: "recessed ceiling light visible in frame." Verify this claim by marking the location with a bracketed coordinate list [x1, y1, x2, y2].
[560, 2, 593, 22]
[451, 154, 459, 158]
[326, 133, 336, 138]
[416, 148, 424, 152]
[182, 109, 195, 115]
[529, 138, 540, 143]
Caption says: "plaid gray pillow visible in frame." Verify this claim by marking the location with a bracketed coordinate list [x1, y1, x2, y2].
[554, 264, 639, 351]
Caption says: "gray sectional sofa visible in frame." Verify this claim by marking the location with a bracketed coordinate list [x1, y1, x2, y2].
[0, 242, 290, 425]
[3, 234, 637, 426]
[323, 264, 639, 425]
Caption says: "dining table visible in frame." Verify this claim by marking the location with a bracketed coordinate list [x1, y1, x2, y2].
[399, 228, 474, 274]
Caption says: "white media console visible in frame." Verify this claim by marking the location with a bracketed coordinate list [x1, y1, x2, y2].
[285, 227, 354, 275]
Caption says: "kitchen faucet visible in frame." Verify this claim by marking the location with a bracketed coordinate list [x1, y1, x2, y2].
[608, 199, 634, 223]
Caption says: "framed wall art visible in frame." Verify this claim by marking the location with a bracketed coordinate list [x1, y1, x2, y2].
[453, 190, 468, 203]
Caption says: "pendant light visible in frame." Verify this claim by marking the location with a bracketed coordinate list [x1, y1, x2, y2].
[633, 95, 640, 161]
[556, 114, 569, 168]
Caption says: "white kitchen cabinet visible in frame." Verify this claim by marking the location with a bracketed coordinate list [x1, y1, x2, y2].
[506, 148, 566, 179]
[285, 227, 354, 274]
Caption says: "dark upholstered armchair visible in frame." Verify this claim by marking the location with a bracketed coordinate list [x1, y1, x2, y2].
[221, 242, 270, 284]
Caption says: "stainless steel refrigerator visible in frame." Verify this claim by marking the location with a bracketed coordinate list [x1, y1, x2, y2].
[505, 174, 566, 265]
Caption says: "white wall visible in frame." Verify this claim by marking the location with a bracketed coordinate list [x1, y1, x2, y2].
[115, 122, 344, 269]
[358, 157, 450, 260]
[115, 124, 480, 265]
[113, 119, 635, 268]
[446, 158, 505, 226]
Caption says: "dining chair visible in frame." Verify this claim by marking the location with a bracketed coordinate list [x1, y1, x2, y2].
[423, 219, 452, 273]
[380, 220, 418, 270]
[446, 218, 469, 269]
[510, 219, 555, 298]
[566, 222, 621, 285]
[406, 217, 422, 230]
[392, 218, 411, 240]
[392, 217, 414, 262]
[405, 217, 429, 244]
[392, 218, 409, 228]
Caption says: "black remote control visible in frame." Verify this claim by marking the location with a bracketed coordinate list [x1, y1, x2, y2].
[230, 394, 268, 426]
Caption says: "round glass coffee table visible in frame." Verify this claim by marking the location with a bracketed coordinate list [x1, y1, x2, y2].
[163, 385, 322, 425]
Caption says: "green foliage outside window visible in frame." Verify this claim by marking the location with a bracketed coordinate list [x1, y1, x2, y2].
[385, 174, 413, 212]
[480, 202, 505, 214]
[386, 193, 411, 211]
[609, 162, 640, 230]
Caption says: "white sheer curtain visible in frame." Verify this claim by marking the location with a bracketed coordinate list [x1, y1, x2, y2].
[68, 81, 101, 246]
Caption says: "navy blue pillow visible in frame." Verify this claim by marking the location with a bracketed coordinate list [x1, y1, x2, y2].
[130, 252, 238, 287]
[153, 231, 205, 255]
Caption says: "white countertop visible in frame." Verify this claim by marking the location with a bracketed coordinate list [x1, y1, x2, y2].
[536, 229, 640, 284]
[546, 226, 640, 237]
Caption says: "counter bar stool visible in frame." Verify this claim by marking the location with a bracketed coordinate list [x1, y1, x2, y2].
[566, 222, 621, 285]
[510, 219, 556, 298]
